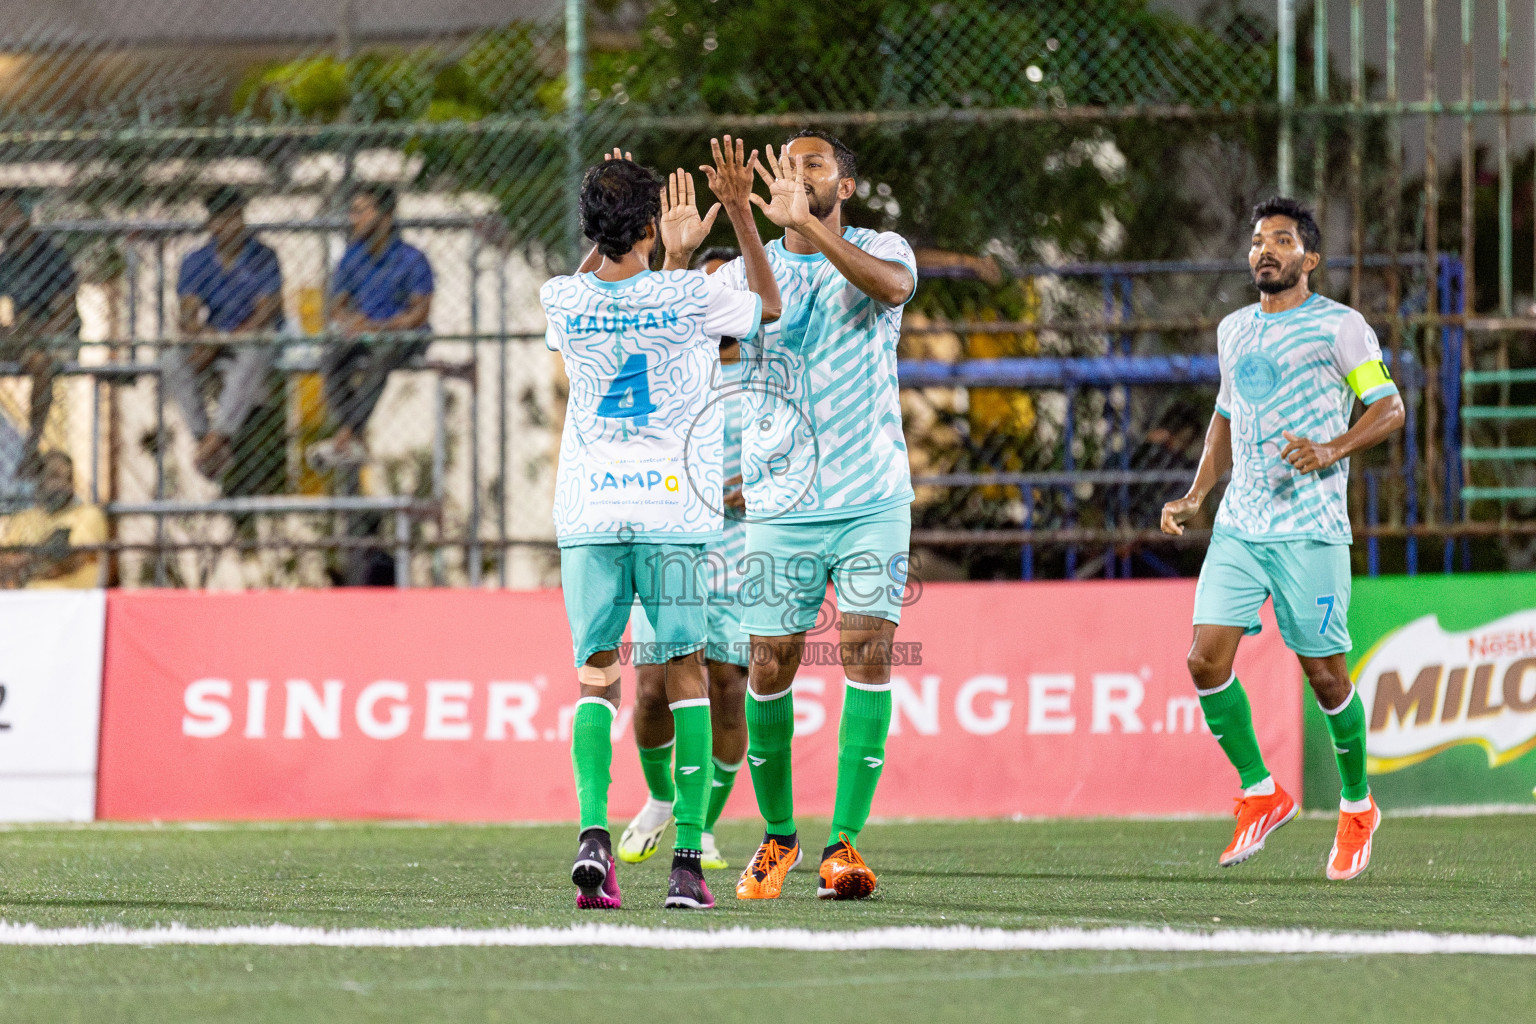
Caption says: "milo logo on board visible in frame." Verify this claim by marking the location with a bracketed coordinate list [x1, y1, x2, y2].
[1355, 610, 1536, 772]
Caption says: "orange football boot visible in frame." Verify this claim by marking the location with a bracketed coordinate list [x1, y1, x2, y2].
[1219, 783, 1298, 867]
[735, 835, 802, 900]
[1326, 796, 1381, 881]
[817, 833, 877, 900]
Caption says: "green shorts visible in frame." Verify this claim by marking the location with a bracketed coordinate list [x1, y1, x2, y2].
[560, 542, 709, 666]
[737, 504, 911, 637]
[1193, 528, 1352, 657]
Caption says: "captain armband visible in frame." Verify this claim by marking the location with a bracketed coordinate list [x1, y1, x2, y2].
[1345, 359, 1397, 403]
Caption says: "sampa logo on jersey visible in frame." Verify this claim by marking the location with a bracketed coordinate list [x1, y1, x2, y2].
[1355, 609, 1536, 772]
[588, 468, 681, 494]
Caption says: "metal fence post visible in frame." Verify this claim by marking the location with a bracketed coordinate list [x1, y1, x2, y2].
[395, 509, 410, 589]
[497, 258, 509, 588]
[1117, 274, 1132, 579]
[1064, 388, 1077, 579]
[468, 230, 483, 587]
[468, 352, 482, 587]
[1440, 255, 1464, 572]
[432, 372, 448, 585]
[1405, 380, 1420, 576]
[153, 238, 167, 586]
[565, 0, 587, 267]
[1277, 0, 1296, 195]
[1499, 0, 1513, 317]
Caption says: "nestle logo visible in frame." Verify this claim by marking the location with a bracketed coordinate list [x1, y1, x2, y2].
[1466, 627, 1536, 661]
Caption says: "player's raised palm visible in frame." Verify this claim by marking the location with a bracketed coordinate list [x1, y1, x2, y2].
[750, 145, 811, 229]
[701, 135, 757, 212]
[659, 168, 721, 259]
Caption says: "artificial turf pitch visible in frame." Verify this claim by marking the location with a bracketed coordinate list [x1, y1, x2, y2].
[0, 814, 1531, 1022]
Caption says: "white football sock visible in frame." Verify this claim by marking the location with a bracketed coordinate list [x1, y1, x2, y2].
[1243, 776, 1276, 797]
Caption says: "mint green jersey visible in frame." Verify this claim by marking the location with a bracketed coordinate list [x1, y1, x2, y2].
[716, 228, 917, 523]
[1214, 293, 1398, 544]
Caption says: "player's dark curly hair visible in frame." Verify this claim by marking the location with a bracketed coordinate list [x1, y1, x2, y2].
[785, 129, 857, 179]
[1251, 196, 1322, 254]
[694, 246, 739, 268]
[580, 160, 663, 260]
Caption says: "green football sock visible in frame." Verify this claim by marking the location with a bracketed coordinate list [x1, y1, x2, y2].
[745, 687, 796, 836]
[637, 740, 675, 803]
[704, 755, 741, 831]
[670, 700, 713, 851]
[1322, 686, 1371, 802]
[1197, 676, 1270, 789]
[828, 681, 892, 848]
[570, 697, 615, 833]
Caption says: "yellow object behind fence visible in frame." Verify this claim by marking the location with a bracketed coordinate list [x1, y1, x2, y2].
[294, 286, 330, 495]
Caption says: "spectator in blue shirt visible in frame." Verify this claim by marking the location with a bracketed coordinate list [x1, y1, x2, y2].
[0, 189, 79, 480]
[308, 184, 433, 471]
[165, 186, 284, 480]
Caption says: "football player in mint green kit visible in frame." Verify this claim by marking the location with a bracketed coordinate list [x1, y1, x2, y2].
[1163, 197, 1404, 882]
[542, 140, 779, 911]
[620, 247, 752, 873]
[717, 131, 918, 902]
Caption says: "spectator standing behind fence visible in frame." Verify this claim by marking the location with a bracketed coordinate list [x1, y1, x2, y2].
[0, 451, 105, 589]
[164, 186, 284, 482]
[0, 190, 80, 480]
[307, 184, 434, 473]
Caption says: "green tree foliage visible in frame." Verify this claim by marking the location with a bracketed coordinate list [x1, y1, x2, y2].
[231, 0, 1272, 267]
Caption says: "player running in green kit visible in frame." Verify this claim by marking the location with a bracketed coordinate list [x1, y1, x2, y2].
[1162, 198, 1404, 881]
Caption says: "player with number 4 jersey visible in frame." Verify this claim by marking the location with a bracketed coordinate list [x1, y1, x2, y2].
[541, 141, 780, 911]
[1162, 197, 1404, 882]
[620, 247, 754, 875]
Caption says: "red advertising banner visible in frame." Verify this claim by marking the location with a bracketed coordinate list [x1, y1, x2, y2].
[97, 583, 1300, 821]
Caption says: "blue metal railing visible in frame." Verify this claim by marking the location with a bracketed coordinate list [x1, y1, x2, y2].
[899, 345, 1429, 581]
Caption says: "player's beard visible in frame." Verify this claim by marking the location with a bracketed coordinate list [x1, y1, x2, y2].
[806, 183, 840, 220]
[1253, 257, 1305, 294]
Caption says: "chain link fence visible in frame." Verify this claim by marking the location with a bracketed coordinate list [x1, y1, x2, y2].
[0, 0, 1528, 587]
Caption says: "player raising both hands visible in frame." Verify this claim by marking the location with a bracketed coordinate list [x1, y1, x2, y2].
[542, 140, 779, 910]
[710, 130, 918, 902]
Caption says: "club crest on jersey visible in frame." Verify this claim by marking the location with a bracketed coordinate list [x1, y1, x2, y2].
[1234, 351, 1282, 403]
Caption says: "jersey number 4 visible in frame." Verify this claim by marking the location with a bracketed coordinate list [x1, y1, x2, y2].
[597, 353, 655, 426]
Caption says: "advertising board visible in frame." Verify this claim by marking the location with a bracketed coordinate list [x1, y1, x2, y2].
[98, 583, 1300, 821]
[0, 590, 106, 821]
[1303, 573, 1536, 809]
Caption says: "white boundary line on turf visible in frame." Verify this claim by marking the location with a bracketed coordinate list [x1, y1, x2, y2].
[1381, 803, 1536, 818]
[0, 923, 1532, 955]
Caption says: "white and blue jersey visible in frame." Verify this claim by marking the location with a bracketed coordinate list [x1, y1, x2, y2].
[630, 356, 751, 664]
[716, 228, 917, 523]
[541, 270, 763, 547]
[714, 356, 748, 566]
[1214, 293, 1398, 545]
